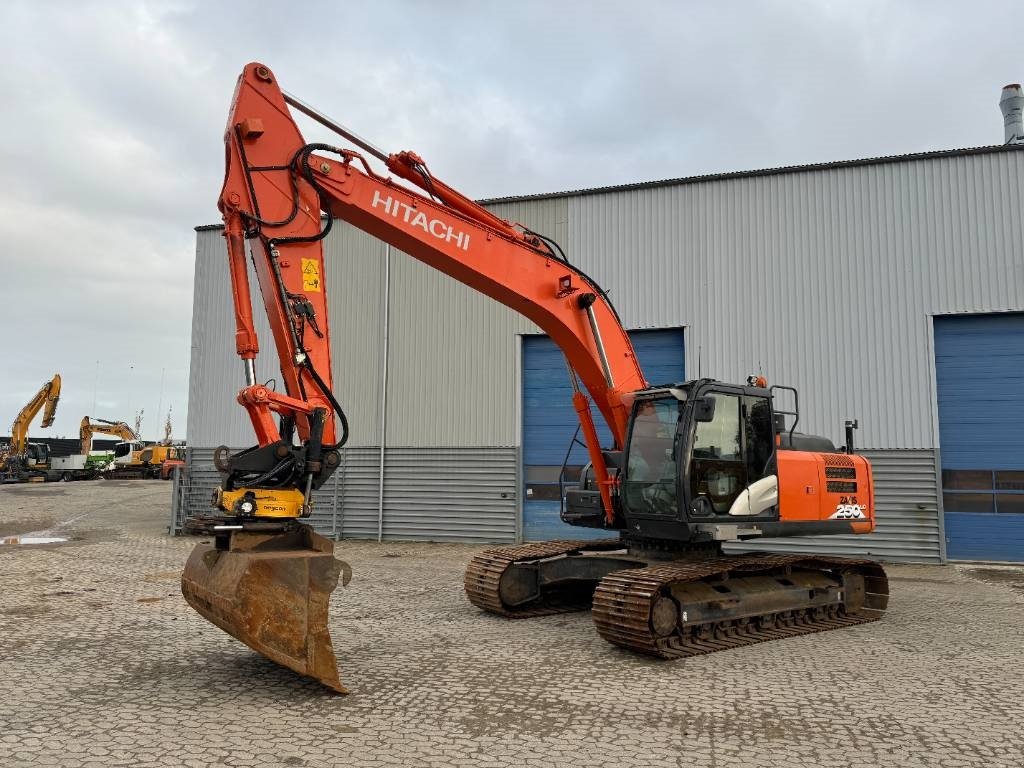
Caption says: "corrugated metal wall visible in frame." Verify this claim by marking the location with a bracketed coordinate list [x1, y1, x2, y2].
[730, 450, 942, 563]
[192, 151, 1024, 451]
[177, 447, 515, 543]
[381, 197, 565, 447]
[187, 225, 386, 448]
[187, 147, 1024, 560]
[188, 198, 565, 448]
[568, 150, 1024, 449]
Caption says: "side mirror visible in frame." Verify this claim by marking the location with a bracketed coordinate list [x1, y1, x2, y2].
[693, 397, 716, 422]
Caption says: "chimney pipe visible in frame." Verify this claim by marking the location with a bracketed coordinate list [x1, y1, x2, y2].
[1000, 84, 1024, 144]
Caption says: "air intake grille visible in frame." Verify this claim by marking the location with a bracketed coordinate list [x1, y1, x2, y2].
[825, 466, 857, 479]
[823, 453, 855, 467]
[827, 480, 858, 494]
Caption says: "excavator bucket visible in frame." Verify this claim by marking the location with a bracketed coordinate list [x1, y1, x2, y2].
[181, 524, 351, 693]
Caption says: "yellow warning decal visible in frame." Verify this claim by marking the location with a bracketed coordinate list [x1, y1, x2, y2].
[301, 258, 321, 292]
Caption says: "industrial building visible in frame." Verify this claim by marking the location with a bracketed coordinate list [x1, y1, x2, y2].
[182, 135, 1024, 564]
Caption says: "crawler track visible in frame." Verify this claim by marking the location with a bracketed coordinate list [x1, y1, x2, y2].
[465, 543, 888, 656]
[591, 554, 888, 657]
[463, 539, 623, 617]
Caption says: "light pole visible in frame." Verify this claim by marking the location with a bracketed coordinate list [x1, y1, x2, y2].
[91, 360, 100, 415]
[127, 364, 135, 426]
[155, 367, 165, 442]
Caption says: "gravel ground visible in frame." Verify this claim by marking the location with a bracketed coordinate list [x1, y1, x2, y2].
[2, 480, 1023, 767]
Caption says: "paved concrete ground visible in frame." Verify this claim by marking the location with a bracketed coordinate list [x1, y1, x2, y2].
[2, 481, 1023, 768]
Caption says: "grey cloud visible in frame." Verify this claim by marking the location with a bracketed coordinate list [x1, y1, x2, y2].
[1, 0, 1020, 438]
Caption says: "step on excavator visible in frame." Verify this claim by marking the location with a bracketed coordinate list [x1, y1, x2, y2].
[183, 62, 888, 693]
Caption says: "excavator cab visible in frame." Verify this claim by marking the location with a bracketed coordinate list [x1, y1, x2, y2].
[25, 442, 51, 468]
[566, 379, 863, 543]
[622, 383, 780, 531]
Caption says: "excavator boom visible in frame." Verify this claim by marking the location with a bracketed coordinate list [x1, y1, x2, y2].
[9, 374, 61, 456]
[80, 417, 137, 455]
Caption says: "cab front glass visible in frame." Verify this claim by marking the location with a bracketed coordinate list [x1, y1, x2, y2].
[622, 397, 684, 516]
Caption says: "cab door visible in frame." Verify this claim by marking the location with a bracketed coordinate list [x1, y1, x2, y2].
[621, 396, 685, 518]
[687, 389, 776, 519]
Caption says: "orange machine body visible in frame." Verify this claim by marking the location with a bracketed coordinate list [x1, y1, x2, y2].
[776, 449, 874, 533]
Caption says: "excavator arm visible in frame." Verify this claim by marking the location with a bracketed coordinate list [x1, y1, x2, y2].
[184, 62, 650, 694]
[79, 417, 138, 455]
[10, 374, 61, 455]
[217, 62, 646, 522]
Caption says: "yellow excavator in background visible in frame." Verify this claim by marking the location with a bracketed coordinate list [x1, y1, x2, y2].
[80, 416, 137, 455]
[1, 374, 62, 483]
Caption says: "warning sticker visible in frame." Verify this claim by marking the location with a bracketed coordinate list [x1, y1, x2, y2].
[301, 258, 321, 292]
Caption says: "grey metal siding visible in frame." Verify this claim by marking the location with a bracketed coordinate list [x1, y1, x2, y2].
[187, 223, 385, 448]
[186, 233, 277, 448]
[382, 197, 565, 447]
[180, 447, 516, 544]
[568, 151, 1024, 450]
[334, 447, 382, 539]
[379, 448, 516, 542]
[191, 152, 1023, 450]
[188, 149, 1023, 561]
[729, 450, 942, 563]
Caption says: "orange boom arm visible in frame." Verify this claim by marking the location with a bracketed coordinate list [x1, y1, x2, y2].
[218, 62, 647, 520]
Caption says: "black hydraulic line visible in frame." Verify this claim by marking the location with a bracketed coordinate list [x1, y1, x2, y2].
[234, 125, 303, 229]
[243, 143, 351, 453]
[557, 423, 586, 518]
[521, 227, 625, 328]
[266, 143, 341, 247]
[240, 455, 296, 487]
[303, 360, 350, 450]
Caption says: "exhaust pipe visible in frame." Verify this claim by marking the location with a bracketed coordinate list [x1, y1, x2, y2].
[1000, 84, 1024, 145]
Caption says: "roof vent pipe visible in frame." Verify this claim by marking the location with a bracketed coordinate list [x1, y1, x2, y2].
[1000, 84, 1024, 144]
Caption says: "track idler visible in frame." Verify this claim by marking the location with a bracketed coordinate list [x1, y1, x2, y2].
[181, 523, 352, 693]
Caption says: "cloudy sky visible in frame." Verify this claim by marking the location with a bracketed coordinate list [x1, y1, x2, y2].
[1, 0, 1019, 440]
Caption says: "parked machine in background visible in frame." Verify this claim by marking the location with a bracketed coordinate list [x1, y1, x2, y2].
[139, 443, 186, 478]
[152, 408, 185, 479]
[104, 418, 186, 479]
[1, 374, 61, 483]
[81, 417, 137, 457]
[178, 63, 889, 694]
[36, 417, 141, 483]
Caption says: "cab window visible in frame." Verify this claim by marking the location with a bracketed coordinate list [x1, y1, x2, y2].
[690, 393, 744, 513]
[689, 392, 776, 515]
[624, 398, 682, 515]
[743, 396, 774, 481]
[692, 394, 741, 460]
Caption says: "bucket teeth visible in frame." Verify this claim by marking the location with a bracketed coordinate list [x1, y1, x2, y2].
[181, 524, 348, 694]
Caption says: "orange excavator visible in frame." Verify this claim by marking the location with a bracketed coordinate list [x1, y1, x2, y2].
[183, 62, 888, 693]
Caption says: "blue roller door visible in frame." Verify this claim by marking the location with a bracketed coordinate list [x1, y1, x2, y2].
[522, 328, 684, 541]
[935, 313, 1024, 562]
